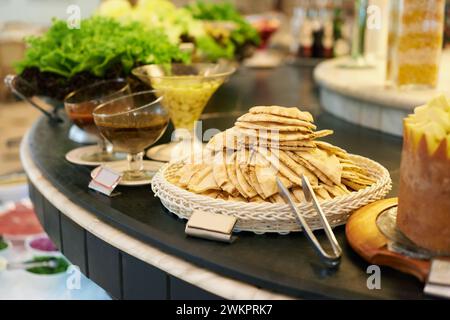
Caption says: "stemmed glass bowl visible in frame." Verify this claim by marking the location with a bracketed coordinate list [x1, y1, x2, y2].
[132, 63, 235, 161]
[93, 90, 169, 182]
[64, 79, 130, 162]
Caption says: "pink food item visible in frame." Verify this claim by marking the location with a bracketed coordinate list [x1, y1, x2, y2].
[0, 202, 44, 237]
[29, 237, 58, 252]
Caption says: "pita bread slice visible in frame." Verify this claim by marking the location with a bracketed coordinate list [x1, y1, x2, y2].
[215, 151, 239, 195]
[269, 194, 286, 204]
[235, 150, 257, 198]
[237, 113, 317, 129]
[278, 150, 319, 186]
[286, 150, 327, 183]
[178, 164, 205, 187]
[292, 187, 306, 203]
[249, 106, 314, 122]
[315, 186, 332, 200]
[253, 152, 279, 198]
[189, 168, 220, 193]
[246, 159, 266, 199]
[257, 148, 303, 186]
[200, 190, 220, 198]
[236, 127, 333, 142]
[226, 152, 247, 197]
[206, 128, 239, 151]
[315, 141, 349, 159]
[342, 179, 367, 191]
[341, 162, 367, 175]
[228, 194, 247, 202]
[249, 195, 265, 203]
[323, 184, 345, 198]
[213, 152, 229, 187]
[295, 149, 342, 186]
[341, 170, 376, 185]
[235, 121, 313, 133]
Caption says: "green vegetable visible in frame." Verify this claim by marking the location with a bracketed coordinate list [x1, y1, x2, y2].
[16, 16, 190, 78]
[195, 36, 235, 61]
[0, 237, 8, 251]
[26, 256, 70, 275]
[186, 1, 260, 47]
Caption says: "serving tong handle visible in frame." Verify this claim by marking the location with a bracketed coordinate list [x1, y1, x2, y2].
[4, 74, 63, 123]
[0, 256, 58, 271]
[276, 175, 342, 267]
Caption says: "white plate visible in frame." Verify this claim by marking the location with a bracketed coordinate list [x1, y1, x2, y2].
[146, 143, 174, 162]
[91, 160, 164, 186]
[65, 146, 126, 166]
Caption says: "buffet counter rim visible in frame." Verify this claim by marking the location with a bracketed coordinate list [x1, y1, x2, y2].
[20, 125, 293, 300]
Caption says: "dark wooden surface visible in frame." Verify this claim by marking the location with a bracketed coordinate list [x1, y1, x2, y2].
[26, 64, 428, 299]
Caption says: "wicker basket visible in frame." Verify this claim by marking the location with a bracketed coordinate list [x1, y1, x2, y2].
[151, 155, 392, 234]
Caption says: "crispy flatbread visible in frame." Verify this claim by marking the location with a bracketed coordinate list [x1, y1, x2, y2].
[235, 121, 313, 133]
[249, 195, 265, 203]
[292, 187, 306, 203]
[200, 190, 220, 198]
[249, 106, 314, 122]
[269, 194, 285, 204]
[253, 152, 278, 198]
[315, 141, 349, 159]
[226, 152, 247, 197]
[235, 127, 333, 142]
[188, 167, 220, 193]
[295, 149, 342, 186]
[237, 113, 316, 129]
[178, 164, 205, 187]
[257, 148, 303, 186]
[278, 150, 319, 185]
[213, 152, 229, 187]
[286, 151, 334, 186]
[342, 179, 367, 191]
[235, 149, 257, 198]
[206, 128, 239, 151]
[315, 186, 332, 200]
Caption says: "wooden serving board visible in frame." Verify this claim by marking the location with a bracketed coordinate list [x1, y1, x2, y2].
[346, 198, 431, 282]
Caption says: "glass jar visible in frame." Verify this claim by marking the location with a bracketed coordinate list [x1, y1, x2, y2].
[386, 0, 446, 89]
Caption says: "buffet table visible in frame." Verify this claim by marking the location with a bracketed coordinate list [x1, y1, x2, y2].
[21, 65, 428, 299]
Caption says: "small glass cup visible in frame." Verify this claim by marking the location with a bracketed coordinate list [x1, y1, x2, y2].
[64, 79, 130, 162]
[132, 63, 235, 161]
[93, 90, 169, 181]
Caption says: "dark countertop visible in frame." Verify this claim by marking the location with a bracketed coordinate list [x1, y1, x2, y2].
[27, 64, 426, 299]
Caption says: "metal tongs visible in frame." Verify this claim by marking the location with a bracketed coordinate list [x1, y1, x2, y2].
[277, 175, 342, 267]
[4, 74, 63, 123]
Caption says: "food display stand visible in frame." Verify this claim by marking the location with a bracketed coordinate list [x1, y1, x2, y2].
[21, 64, 429, 300]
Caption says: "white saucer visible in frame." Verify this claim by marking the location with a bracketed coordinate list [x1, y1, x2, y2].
[146, 143, 175, 162]
[65, 146, 126, 166]
[146, 141, 207, 162]
[91, 160, 164, 186]
[243, 51, 282, 69]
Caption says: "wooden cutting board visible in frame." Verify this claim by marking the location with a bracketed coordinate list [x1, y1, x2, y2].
[346, 198, 431, 282]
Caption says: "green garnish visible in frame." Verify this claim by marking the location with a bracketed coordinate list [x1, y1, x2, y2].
[16, 16, 190, 78]
[26, 256, 70, 275]
[186, 1, 261, 47]
[0, 237, 8, 251]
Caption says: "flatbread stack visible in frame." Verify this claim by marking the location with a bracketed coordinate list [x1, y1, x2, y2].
[168, 106, 377, 204]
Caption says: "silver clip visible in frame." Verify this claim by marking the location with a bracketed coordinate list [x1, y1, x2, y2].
[276, 175, 342, 267]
